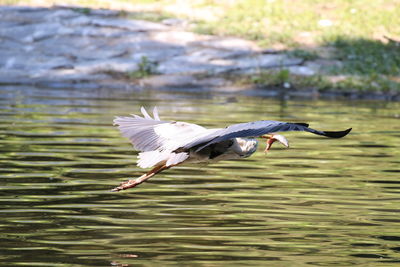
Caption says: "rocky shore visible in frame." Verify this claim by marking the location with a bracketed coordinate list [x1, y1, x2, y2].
[0, 5, 397, 100]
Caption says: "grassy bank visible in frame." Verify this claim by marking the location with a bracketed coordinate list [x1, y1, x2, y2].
[4, 0, 400, 93]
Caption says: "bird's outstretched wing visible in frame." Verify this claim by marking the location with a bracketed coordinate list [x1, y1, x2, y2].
[114, 108, 351, 168]
[114, 107, 166, 152]
[114, 107, 214, 152]
[177, 120, 351, 152]
[114, 107, 217, 168]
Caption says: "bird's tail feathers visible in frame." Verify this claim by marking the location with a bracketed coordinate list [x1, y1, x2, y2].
[166, 152, 189, 167]
[138, 151, 170, 168]
[138, 150, 189, 168]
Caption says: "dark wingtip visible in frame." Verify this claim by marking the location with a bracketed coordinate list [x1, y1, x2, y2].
[323, 128, 352, 138]
[295, 122, 310, 127]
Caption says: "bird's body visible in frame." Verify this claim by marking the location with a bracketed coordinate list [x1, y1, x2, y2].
[111, 107, 351, 192]
[186, 137, 258, 164]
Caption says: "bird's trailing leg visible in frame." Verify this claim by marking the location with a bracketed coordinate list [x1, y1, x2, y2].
[111, 164, 170, 192]
[261, 134, 289, 153]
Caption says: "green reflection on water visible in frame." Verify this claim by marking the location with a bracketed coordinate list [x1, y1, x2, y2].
[0, 86, 399, 266]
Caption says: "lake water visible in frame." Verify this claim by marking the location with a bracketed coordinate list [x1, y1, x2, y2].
[1, 85, 399, 266]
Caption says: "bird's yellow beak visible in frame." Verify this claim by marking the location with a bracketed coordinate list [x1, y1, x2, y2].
[261, 134, 289, 153]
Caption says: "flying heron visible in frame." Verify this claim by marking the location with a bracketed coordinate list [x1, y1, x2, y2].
[111, 107, 351, 192]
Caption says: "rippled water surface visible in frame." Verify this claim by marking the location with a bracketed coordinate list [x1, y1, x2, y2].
[1, 85, 399, 266]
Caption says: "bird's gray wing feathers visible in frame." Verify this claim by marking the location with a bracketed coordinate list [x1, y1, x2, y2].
[178, 120, 351, 152]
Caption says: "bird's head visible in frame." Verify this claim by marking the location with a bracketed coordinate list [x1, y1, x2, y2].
[261, 134, 289, 153]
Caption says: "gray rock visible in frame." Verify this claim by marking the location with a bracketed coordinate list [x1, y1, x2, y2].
[141, 75, 197, 88]
[193, 37, 260, 52]
[0, 69, 33, 84]
[0, 51, 73, 72]
[0, 22, 65, 43]
[37, 35, 109, 58]
[156, 56, 221, 75]
[90, 18, 169, 32]
[74, 58, 140, 74]
[0, 6, 310, 90]
[0, 6, 51, 25]
[0, 6, 47, 13]
[0, 39, 25, 53]
[65, 16, 169, 32]
[141, 74, 230, 89]
[68, 25, 125, 37]
[86, 8, 120, 17]
[112, 38, 184, 62]
[211, 54, 303, 73]
[162, 18, 189, 27]
[187, 48, 250, 62]
[288, 66, 316, 76]
[64, 15, 93, 27]
[45, 9, 81, 22]
[150, 30, 210, 46]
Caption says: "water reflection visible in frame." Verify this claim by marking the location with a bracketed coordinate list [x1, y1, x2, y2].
[0, 85, 399, 266]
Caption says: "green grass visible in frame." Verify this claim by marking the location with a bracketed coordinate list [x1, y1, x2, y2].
[128, 56, 158, 79]
[101, 56, 157, 80]
[245, 69, 399, 93]
[331, 37, 400, 76]
[287, 49, 320, 61]
[236, 69, 329, 90]
[185, 0, 400, 92]
[121, 10, 172, 22]
[194, 0, 400, 44]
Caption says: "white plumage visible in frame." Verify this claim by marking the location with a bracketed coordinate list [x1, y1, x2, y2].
[111, 107, 351, 191]
[114, 107, 219, 169]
